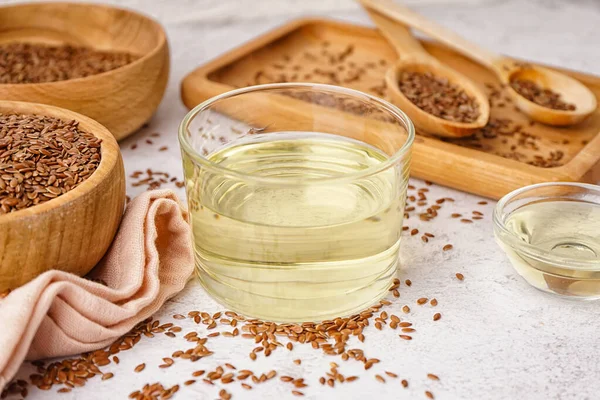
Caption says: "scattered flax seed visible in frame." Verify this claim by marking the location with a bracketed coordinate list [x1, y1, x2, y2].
[427, 373, 440, 381]
[410, 228, 419, 236]
[402, 305, 410, 313]
[399, 335, 413, 340]
[451, 213, 462, 218]
[460, 219, 473, 224]
[405, 279, 412, 287]
[184, 380, 196, 386]
[421, 235, 429, 243]
[112, 356, 120, 364]
[385, 371, 398, 378]
[401, 379, 409, 388]
[430, 298, 438, 306]
[134, 363, 145, 373]
[417, 297, 428, 305]
[159, 146, 168, 152]
[478, 201, 488, 205]
[402, 328, 416, 333]
[242, 383, 252, 390]
[293, 359, 301, 365]
[399, 322, 412, 327]
[192, 370, 205, 377]
[292, 390, 304, 396]
[433, 313, 442, 321]
[456, 273, 465, 281]
[375, 375, 386, 383]
[443, 244, 454, 251]
[426, 390, 435, 399]
[101, 373, 113, 381]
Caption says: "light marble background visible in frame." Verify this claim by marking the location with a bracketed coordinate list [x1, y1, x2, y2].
[4, 0, 600, 399]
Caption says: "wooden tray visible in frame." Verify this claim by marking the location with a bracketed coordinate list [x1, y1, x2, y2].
[181, 18, 600, 199]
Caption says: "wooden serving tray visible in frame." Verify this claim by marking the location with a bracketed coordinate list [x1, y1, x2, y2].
[181, 18, 600, 199]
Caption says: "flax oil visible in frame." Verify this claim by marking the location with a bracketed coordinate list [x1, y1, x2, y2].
[183, 132, 408, 321]
[499, 200, 600, 299]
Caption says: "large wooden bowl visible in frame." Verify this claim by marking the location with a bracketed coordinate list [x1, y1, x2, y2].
[0, 2, 169, 141]
[0, 101, 125, 292]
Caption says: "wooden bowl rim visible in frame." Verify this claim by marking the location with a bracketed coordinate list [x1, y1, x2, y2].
[0, 1, 167, 88]
[0, 100, 122, 222]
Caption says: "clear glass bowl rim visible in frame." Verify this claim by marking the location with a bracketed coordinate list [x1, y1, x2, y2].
[493, 181, 600, 270]
[178, 83, 415, 186]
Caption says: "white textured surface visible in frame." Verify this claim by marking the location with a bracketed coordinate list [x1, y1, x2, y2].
[5, 0, 600, 399]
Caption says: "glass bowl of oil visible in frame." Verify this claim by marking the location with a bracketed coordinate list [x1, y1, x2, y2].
[179, 83, 414, 322]
[494, 182, 600, 300]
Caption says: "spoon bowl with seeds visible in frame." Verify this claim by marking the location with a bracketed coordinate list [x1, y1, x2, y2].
[363, 7, 490, 138]
[361, 0, 597, 126]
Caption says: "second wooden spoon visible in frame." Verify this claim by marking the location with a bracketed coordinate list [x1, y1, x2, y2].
[366, 8, 489, 138]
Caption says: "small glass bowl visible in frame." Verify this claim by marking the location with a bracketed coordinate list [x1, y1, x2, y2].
[493, 182, 600, 300]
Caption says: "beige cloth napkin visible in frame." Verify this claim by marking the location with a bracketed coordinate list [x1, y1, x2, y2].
[0, 189, 194, 391]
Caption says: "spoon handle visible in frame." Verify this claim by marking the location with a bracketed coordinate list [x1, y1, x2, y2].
[365, 8, 427, 56]
[359, 0, 500, 70]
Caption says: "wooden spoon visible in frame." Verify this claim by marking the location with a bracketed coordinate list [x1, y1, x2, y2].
[360, 0, 597, 126]
[365, 8, 489, 137]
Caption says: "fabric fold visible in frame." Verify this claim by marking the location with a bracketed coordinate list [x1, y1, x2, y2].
[0, 189, 194, 391]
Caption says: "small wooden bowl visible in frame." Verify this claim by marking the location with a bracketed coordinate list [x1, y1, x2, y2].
[0, 101, 125, 292]
[0, 2, 169, 141]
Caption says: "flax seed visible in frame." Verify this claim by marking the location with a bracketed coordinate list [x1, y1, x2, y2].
[0, 43, 137, 84]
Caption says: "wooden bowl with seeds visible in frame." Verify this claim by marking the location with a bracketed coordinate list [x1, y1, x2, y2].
[0, 100, 125, 292]
[0, 2, 169, 140]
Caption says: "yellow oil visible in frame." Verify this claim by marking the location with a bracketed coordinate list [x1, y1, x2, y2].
[183, 132, 407, 321]
[501, 200, 600, 299]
